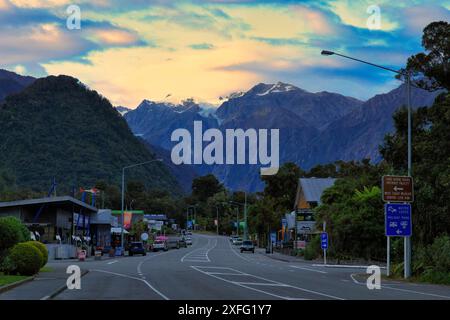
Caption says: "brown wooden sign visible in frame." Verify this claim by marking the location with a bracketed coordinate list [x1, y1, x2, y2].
[382, 175, 414, 202]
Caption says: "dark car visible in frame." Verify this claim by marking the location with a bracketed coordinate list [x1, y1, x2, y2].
[240, 240, 255, 253]
[129, 242, 146, 256]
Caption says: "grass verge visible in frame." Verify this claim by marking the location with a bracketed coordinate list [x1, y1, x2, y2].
[0, 273, 29, 287]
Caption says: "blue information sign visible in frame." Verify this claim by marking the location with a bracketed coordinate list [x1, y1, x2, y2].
[321, 232, 328, 249]
[385, 203, 412, 236]
[270, 232, 276, 244]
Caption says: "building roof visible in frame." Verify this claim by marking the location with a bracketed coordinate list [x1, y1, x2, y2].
[299, 178, 337, 204]
[90, 209, 114, 225]
[0, 196, 98, 213]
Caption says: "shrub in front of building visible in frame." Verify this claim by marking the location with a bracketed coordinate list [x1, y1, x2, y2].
[0, 216, 31, 252]
[7, 242, 43, 276]
[26, 241, 48, 267]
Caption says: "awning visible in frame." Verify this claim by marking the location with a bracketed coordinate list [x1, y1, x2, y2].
[111, 227, 129, 234]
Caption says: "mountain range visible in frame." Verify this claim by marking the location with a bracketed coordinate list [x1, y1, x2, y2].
[0, 73, 181, 194]
[123, 82, 440, 192]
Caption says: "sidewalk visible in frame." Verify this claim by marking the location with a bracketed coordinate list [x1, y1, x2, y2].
[256, 248, 387, 267]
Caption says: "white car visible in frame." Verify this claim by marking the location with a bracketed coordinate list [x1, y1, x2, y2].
[232, 238, 243, 245]
[152, 239, 168, 252]
[185, 237, 193, 245]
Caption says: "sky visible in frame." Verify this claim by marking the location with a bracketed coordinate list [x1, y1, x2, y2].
[0, 0, 449, 107]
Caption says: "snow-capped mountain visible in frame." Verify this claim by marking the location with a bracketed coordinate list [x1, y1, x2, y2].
[115, 106, 132, 116]
[123, 82, 440, 192]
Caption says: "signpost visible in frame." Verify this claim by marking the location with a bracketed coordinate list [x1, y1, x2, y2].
[382, 175, 413, 202]
[321, 232, 328, 265]
[382, 175, 413, 278]
[385, 203, 412, 237]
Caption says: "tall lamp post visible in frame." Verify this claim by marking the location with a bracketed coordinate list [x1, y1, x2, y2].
[321, 50, 412, 278]
[121, 159, 163, 250]
[229, 192, 248, 240]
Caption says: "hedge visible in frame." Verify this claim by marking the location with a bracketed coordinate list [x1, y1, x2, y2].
[26, 241, 48, 267]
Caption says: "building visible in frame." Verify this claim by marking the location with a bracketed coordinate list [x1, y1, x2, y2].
[0, 196, 98, 244]
[293, 178, 336, 237]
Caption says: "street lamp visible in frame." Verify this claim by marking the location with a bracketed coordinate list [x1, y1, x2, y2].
[321, 50, 412, 278]
[229, 192, 248, 240]
[121, 158, 163, 250]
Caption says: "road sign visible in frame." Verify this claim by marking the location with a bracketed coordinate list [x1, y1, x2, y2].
[385, 203, 412, 236]
[296, 221, 316, 234]
[321, 232, 328, 249]
[140, 232, 149, 241]
[270, 232, 276, 244]
[382, 175, 413, 202]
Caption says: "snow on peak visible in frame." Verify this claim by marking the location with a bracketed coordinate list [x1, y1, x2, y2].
[256, 82, 297, 96]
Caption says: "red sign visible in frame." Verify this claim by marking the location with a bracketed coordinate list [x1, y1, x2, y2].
[382, 176, 413, 202]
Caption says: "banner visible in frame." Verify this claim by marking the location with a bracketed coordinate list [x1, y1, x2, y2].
[123, 211, 132, 229]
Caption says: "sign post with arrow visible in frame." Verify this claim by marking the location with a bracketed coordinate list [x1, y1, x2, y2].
[382, 175, 413, 278]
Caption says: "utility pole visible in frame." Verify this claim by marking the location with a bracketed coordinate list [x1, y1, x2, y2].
[216, 206, 219, 235]
[244, 192, 248, 240]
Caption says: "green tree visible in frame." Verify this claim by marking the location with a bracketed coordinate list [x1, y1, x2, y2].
[398, 21, 449, 91]
[191, 174, 224, 202]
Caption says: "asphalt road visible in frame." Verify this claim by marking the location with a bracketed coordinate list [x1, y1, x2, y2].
[47, 234, 450, 300]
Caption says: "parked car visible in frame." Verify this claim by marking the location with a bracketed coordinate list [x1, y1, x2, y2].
[152, 239, 168, 252]
[129, 242, 146, 256]
[185, 237, 192, 245]
[240, 240, 255, 253]
[232, 237, 243, 245]
[167, 236, 181, 249]
[186, 231, 192, 236]
[229, 235, 239, 242]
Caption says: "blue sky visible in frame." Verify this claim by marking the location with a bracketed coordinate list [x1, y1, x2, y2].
[0, 0, 448, 106]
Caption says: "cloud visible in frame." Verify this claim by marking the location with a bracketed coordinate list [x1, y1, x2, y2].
[189, 43, 215, 50]
[1, 0, 447, 105]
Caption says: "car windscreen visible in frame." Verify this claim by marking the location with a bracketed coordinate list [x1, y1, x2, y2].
[132, 243, 142, 247]
[243, 241, 252, 245]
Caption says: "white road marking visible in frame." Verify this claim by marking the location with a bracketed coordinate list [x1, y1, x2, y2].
[91, 269, 169, 300]
[107, 260, 118, 265]
[290, 265, 328, 274]
[350, 273, 450, 299]
[181, 238, 217, 263]
[313, 264, 386, 269]
[191, 265, 344, 300]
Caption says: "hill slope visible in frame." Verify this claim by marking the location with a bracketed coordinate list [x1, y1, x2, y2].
[0, 69, 35, 102]
[0, 75, 181, 194]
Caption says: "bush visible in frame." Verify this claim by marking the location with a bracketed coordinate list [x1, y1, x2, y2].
[0, 216, 30, 251]
[8, 243, 43, 276]
[26, 241, 48, 267]
[304, 235, 321, 260]
[412, 235, 450, 284]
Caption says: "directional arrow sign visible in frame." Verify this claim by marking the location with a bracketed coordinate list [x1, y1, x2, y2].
[385, 203, 412, 237]
[321, 232, 328, 249]
[382, 176, 413, 202]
